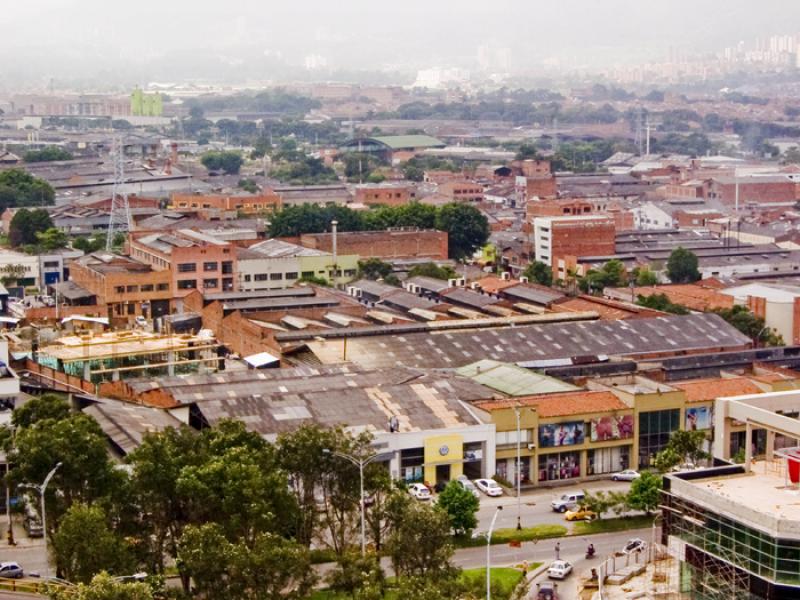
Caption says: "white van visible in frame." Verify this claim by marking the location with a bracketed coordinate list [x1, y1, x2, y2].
[551, 491, 585, 513]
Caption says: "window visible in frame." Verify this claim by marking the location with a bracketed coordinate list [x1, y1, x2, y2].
[157, 283, 169, 291]
[177, 279, 197, 290]
[244, 274, 251, 282]
[203, 278, 218, 289]
[343, 269, 357, 277]
[177, 263, 196, 273]
[254, 274, 269, 281]
[638, 409, 680, 468]
[141, 284, 154, 292]
[43, 261, 59, 268]
[222, 278, 233, 291]
[538, 451, 580, 482]
[301, 271, 314, 278]
[127, 304, 135, 315]
[269, 273, 282, 281]
[126, 285, 138, 293]
[221, 261, 233, 274]
[496, 430, 530, 446]
[203, 262, 218, 272]
[285, 272, 298, 280]
[587, 446, 630, 475]
[114, 286, 125, 294]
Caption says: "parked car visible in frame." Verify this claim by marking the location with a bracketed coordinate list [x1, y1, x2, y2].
[564, 506, 597, 521]
[408, 483, 432, 501]
[0, 562, 23, 579]
[551, 491, 585, 513]
[611, 469, 641, 482]
[622, 538, 647, 554]
[456, 478, 480, 498]
[23, 514, 43, 538]
[547, 560, 573, 579]
[135, 316, 148, 328]
[474, 478, 503, 497]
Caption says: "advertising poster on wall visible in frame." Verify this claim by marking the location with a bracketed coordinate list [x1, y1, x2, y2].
[539, 421, 585, 447]
[686, 406, 712, 430]
[590, 414, 635, 442]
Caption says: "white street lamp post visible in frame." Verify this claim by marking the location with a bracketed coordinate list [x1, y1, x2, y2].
[486, 505, 503, 600]
[21, 462, 62, 578]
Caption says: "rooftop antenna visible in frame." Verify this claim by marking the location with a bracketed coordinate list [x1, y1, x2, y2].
[106, 137, 132, 251]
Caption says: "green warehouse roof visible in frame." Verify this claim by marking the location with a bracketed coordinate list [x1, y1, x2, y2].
[456, 359, 579, 397]
[371, 135, 445, 149]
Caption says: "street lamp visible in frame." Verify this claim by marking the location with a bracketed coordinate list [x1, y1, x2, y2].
[322, 449, 388, 556]
[21, 462, 62, 578]
[486, 505, 503, 600]
[515, 406, 522, 531]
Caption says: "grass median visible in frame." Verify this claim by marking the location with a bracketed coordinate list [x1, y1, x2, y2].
[454, 523, 568, 548]
[570, 514, 654, 536]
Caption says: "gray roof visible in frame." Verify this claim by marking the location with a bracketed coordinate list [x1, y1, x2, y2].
[83, 400, 182, 456]
[500, 283, 564, 306]
[406, 276, 451, 293]
[301, 313, 751, 370]
[248, 239, 328, 258]
[123, 365, 493, 436]
[440, 287, 501, 309]
[53, 280, 95, 301]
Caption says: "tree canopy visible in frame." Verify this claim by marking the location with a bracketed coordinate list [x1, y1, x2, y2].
[0, 169, 55, 209]
[23, 146, 73, 163]
[200, 151, 244, 175]
[522, 261, 553, 287]
[436, 481, 479, 535]
[9, 208, 54, 247]
[666, 247, 701, 283]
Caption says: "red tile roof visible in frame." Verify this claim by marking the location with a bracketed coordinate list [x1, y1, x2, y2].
[672, 377, 762, 403]
[474, 390, 629, 417]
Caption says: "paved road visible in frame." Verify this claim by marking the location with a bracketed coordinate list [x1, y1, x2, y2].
[473, 478, 637, 531]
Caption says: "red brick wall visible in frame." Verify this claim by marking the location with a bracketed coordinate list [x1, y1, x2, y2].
[551, 219, 616, 265]
[354, 186, 415, 206]
[299, 230, 449, 260]
[525, 177, 557, 200]
[711, 181, 797, 205]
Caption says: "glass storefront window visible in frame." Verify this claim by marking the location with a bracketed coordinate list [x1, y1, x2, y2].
[638, 409, 679, 467]
[538, 451, 580, 482]
[588, 446, 630, 475]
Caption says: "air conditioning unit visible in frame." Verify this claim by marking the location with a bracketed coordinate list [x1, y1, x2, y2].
[527, 443, 536, 450]
[520, 276, 529, 283]
[411, 284, 421, 294]
[346, 286, 356, 296]
[501, 272, 511, 281]
[355, 289, 362, 298]
[448, 278, 458, 287]
[456, 278, 466, 287]
[470, 282, 482, 290]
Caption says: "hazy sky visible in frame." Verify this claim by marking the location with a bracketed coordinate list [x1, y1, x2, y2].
[1, 1, 799, 87]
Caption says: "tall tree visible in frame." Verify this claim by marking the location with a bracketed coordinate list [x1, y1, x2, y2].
[436, 481, 479, 535]
[626, 471, 662, 516]
[435, 203, 490, 260]
[47, 573, 153, 600]
[9, 208, 54, 247]
[522, 261, 553, 287]
[666, 247, 701, 283]
[52, 504, 134, 584]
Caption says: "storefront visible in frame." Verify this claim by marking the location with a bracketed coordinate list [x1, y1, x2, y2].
[538, 450, 581, 482]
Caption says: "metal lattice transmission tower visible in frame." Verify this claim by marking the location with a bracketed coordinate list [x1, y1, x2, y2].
[634, 105, 645, 156]
[106, 137, 133, 251]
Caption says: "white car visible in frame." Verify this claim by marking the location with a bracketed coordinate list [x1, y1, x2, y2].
[0, 562, 23, 579]
[474, 478, 503, 497]
[622, 538, 647, 555]
[547, 560, 573, 579]
[611, 469, 641, 482]
[408, 483, 432, 501]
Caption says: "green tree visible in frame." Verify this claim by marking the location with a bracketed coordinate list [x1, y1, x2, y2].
[326, 551, 386, 600]
[0, 168, 55, 206]
[435, 203, 490, 260]
[636, 293, 690, 315]
[358, 258, 393, 281]
[200, 150, 244, 174]
[238, 178, 259, 193]
[626, 471, 662, 516]
[580, 259, 627, 294]
[73, 235, 105, 254]
[652, 430, 710, 473]
[36, 227, 69, 251]
[407, 262, 458, 281]
[47, 572, 154, 600]
[712, 305, 783, 346]
[386, 498, 456, 581]
[522, 261, 553, 287]
[11, 393, 70, 429]
[9, 208, 54, 247]
[634, 266, 658, 286]
[10, 413, 124, 533]
[178, 522, 315, 600]
[580, 489, 626, 520]
[666, 247, 701, 283]
[23, 146, 73, 163]
[436, 481, 479, 535]
[52, 504, 134, 584]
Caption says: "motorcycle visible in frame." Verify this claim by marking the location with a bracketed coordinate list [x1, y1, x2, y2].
[585, 546, 596, 559]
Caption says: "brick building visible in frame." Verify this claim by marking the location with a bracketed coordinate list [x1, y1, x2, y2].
[69, 252, 172, 320]
[707, 176, 800, 206]
[532, 215, 616, 275]
[128, 230, 237, 298]
[437, 181, 484, 203]
[299, 229, 448, 260]
[353, 183, 417, 207]
[170, 192, 282, 214]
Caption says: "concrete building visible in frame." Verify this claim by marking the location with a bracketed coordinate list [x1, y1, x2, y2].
[353, 183, 417, 207]
[663, 388, 800, 599]
[721, 283, 800, 345]
[170, 192, 281, 214]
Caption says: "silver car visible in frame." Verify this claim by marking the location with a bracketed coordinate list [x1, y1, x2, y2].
[0, 562, 23, 579]
[456, 478, 480, 498]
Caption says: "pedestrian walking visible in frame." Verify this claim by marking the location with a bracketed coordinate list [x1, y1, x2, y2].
[555, 542, 561, 559]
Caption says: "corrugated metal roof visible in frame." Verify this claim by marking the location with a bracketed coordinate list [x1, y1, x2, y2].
[456, 360, 578, 396]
